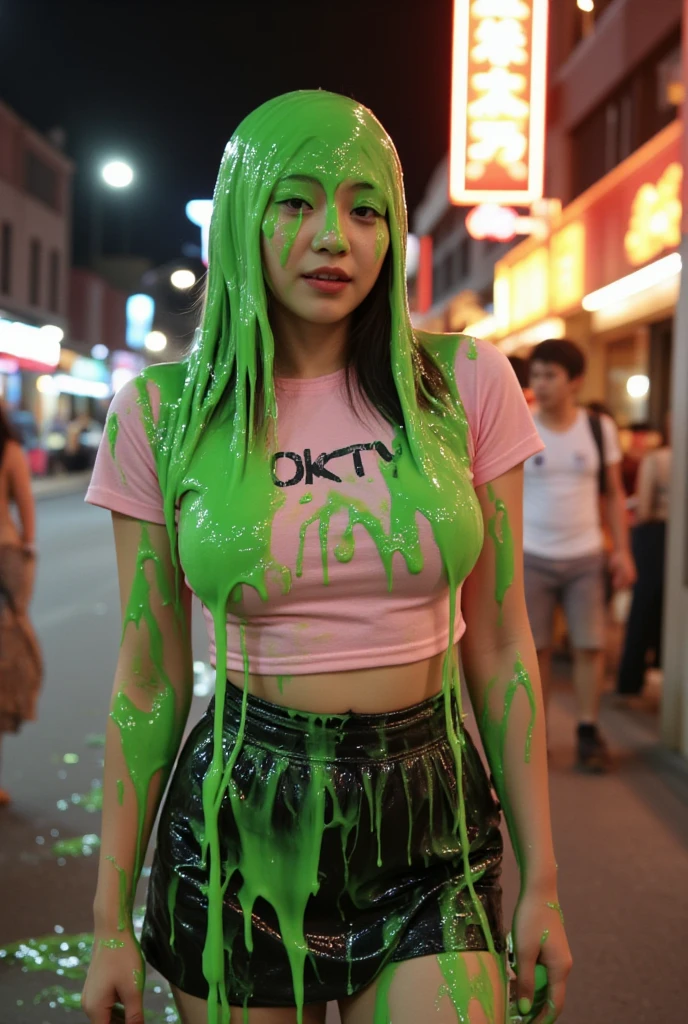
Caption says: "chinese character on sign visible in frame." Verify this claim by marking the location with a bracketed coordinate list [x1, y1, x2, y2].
[472, 16, 529, 67]
[624, 162, 683, 266]
[450, 0, 548, 205]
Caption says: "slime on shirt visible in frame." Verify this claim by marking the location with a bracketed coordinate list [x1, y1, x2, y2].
[105, 92, 538, 1023]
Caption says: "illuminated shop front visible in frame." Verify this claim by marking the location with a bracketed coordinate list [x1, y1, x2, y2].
[0, 316, 63, 414]
[491, 119, 681, 429]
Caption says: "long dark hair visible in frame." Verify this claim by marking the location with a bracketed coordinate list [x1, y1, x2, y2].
[0, 401, 19, 464]
[344, 250, 448, 426]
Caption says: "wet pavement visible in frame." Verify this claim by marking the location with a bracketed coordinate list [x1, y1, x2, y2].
[1, 490, 687, 1022]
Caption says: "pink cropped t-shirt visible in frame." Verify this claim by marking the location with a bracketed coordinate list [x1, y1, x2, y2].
[86, 339, 543, 675]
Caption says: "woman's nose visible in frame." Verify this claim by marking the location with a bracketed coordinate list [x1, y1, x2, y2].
[312, 206, 349, 254]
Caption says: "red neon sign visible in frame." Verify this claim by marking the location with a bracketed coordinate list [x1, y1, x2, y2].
[466, 203, 518, 241]
[449, 0, 549, 206]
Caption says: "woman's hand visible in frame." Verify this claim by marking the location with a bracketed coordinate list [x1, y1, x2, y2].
[512, 889, 573, 1023]
[81, 930, 145, 1024]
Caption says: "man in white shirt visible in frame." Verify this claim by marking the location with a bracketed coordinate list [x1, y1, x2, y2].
[524, 339, 636, 772]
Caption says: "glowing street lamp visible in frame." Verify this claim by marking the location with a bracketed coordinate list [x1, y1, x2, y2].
[102, 160, 134, 189]
[170, 269, 196, 290]
[626, 374, 650, 399]
[91, 159, 135, 264]
[577, 0, 594, 11]
[145, 331, 167, 354]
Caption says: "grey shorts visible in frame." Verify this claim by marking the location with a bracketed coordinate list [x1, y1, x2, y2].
[524, 551, 606, 651]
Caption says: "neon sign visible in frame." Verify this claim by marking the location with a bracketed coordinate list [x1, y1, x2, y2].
[449, 0, 549, 205]
[186, 200, 213, 267]
[466, 203, 518, 241]
[0, 319, 61, 369]
[624, 162, 682, 266]
[126, 293, 155, 350]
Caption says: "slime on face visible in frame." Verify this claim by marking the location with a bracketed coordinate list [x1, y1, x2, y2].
[107, 91, 542, 1023]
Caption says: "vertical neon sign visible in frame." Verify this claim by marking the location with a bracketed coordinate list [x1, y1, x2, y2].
[449, 0, 549, 205]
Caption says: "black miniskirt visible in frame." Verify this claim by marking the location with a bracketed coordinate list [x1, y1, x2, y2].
[141, 681, 504, 1008]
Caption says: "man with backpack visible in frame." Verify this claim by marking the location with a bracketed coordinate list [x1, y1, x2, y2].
[523, 339, 636, 772]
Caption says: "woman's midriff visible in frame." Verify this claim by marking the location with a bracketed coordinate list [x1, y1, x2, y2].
[225, 647, 450, 714]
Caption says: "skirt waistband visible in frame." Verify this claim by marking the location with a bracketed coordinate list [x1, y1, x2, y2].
[210, 680, 454, 761]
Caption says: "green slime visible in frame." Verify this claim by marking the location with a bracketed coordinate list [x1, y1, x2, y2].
[480, 658, 537, 872]
[108, 413, 119, 461]
[486, 483, 514, 614]
[110, 522, 186, 887]
[437, 952, 495, 1022]
[52, 833, 100, 858]
[106, 91, 536, 1022]
[0, 928, 178, 1022]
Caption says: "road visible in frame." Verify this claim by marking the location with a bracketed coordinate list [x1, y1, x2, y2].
[1, 489, 687, 1022]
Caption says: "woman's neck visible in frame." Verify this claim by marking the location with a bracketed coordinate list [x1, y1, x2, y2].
[271, 303, 351, 379]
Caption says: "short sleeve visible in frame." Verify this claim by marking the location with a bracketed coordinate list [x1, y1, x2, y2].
[455, 337, 544, 487]
[601, 413, 622, 465]
[85, 378, 166, 524]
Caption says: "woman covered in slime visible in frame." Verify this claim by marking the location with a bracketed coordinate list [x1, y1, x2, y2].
[82, 91, 571, 1024]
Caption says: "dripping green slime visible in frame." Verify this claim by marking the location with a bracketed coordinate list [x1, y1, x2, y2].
[110, 91, 522, 1023]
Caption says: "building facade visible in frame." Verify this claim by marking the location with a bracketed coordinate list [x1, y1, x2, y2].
[413, 0, 682, 421]
[0, 100, 74, 420]
[411, 0, 685, 754]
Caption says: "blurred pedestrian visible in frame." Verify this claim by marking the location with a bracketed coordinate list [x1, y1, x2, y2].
[616, 416, 671, 703]
[524, 339, 635, 772]
[64, 412, 93, 472]
[0, 400, 42, 806]
[508, 354, 535, 407]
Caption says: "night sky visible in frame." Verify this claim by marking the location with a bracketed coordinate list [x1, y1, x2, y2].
[0, 0, 454, 268]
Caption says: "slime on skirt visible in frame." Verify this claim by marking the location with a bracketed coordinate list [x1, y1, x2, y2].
[141, 681, 505, 1008]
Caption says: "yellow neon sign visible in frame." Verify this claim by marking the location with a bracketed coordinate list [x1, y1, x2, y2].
[624, 162, 682, 266]
[550, 222, 586, 313]
[450, 0, 549, 205]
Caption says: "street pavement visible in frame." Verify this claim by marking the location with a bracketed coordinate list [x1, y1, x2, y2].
[0, 488, 687, 1022]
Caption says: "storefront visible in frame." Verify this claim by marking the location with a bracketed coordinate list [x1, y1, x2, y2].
[491, 119, 680, 431]
[0, 316, 63, 412]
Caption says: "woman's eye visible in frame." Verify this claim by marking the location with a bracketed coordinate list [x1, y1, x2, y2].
[278, 198, 312, 213]
[352, 206, 378, 220]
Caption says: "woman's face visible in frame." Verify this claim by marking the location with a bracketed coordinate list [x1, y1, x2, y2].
[261, 165, 391, 327]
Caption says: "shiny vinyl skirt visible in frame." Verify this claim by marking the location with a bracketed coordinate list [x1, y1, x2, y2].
[141, 681, 504, 1007]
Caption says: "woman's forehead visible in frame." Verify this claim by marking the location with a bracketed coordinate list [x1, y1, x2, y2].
[281, 136, 389, 194]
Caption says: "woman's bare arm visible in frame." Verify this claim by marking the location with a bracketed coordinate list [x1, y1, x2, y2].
[93, 512, 193, 936]
[460, 464, 571, 1018]
[461, 464, 555, 887]
[8, 442, 36, 546]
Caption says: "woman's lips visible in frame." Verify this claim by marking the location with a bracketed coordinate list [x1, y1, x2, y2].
[302, 276, 350, 294]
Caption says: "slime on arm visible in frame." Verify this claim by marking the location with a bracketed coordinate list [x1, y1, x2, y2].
[479, 658, 537, 871]
[105, 856, 129, 932]
[486, 483, 514, 616]
[110, 522, 187, 883]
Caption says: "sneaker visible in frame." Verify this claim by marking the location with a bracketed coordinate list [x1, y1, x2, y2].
[576, 724, 611, 774]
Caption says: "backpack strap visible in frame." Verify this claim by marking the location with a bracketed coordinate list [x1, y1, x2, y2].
[587, 411, 607, 496]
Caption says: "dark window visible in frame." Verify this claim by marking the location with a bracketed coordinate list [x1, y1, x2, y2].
[570, 29, 681, 199]
[29, 239, 41, 306]
[25, 150, 59, 210]
[0, 223, 11, 295]
[48, 249, 60, 312]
